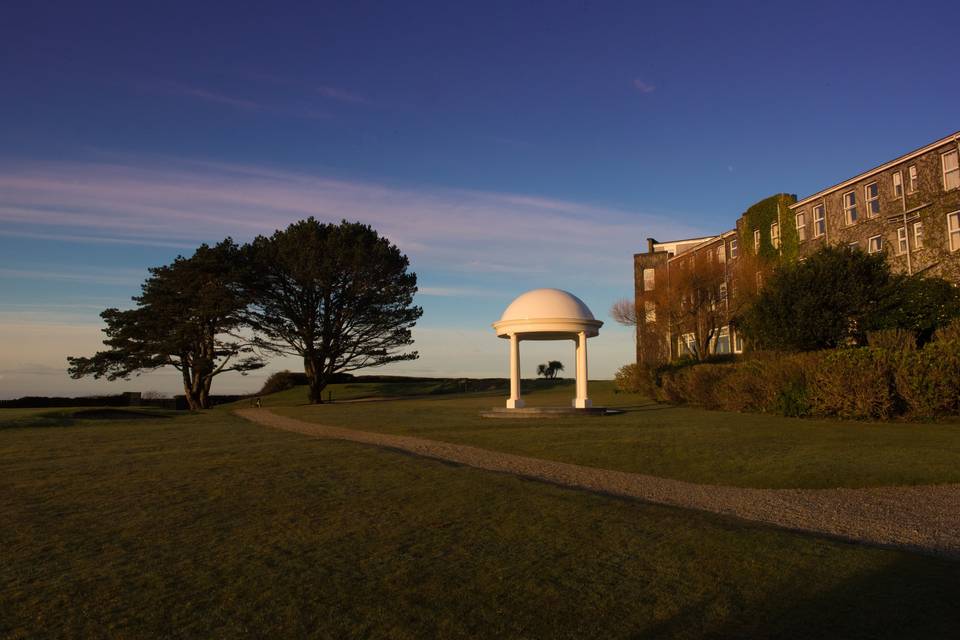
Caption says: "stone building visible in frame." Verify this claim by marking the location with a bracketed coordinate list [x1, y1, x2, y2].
[634, 131, 960, 364]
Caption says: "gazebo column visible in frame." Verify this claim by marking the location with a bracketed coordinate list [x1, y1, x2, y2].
[506, 333, 525, 409]
[573, 330, 591, 408]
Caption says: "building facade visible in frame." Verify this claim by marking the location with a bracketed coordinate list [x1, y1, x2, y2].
[634, 131, 960, 364]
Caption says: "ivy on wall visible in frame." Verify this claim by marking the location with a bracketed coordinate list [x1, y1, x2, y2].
[737, 193, 799, 264]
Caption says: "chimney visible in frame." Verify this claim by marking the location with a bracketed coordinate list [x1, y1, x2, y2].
[646, 237, 657, 254]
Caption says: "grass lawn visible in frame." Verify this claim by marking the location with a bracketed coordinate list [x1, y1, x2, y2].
[267, 381, 960, 489]
[2, 409, 958, 638]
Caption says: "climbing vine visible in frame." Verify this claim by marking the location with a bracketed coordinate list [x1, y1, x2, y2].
[737, 193, 799, 264]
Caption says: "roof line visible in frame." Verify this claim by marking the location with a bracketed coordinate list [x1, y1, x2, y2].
[790, 130, 960, 209]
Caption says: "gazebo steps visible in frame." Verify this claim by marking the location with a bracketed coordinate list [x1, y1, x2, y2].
[480, 406, 618, 418]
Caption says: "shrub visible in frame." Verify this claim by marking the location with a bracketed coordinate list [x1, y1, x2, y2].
[866, 328, 917, 354]
[808, 348, 898, 420]
[258, 370, 308, 395]
[895, 325, 960, 418]
[614, 363, 657, 396]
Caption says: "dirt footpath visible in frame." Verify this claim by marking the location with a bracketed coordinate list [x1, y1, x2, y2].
[236, 408, 960, 560]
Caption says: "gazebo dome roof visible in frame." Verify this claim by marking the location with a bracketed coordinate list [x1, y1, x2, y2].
[493, 288, 602, 340]
[499, 288, 596, 322]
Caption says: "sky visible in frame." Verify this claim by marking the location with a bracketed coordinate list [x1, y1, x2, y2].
[1, 0, 959, 398]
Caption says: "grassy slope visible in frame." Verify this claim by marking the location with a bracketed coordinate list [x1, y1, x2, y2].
[271, 381, 960, 489]
[2, 410, 958, 638]
[0, 407, 177, 429]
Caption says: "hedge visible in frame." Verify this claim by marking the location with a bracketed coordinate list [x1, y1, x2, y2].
[615, 321, 960, 420]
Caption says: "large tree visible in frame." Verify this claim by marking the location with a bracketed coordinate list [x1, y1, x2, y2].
[736, 244, 960, 351]
[244, 218, 422, 403]
[652, 252, 728, 361]
[67, 240, 265, 410]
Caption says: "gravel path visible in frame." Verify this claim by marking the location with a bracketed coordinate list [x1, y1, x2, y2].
[236, 408, 960, 559]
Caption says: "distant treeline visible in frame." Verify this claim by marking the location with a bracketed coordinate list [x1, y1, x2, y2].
[0, 393, 246, 410]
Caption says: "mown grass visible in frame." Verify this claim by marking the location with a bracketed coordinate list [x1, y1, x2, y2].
[2, 410, 959, 638]
[251, 377, 565, 406]
[268, 381, 960, 489]
[0, 407, 177, 430]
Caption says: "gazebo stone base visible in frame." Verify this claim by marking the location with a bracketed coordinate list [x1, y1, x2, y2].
[480, 406, 614, 419]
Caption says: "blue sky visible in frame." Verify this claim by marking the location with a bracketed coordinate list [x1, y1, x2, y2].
[1, 1, 959, 398]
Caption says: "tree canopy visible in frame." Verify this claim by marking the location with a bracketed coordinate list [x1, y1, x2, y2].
[244, 218, 423, 403]
[67, 240, 265, 409]
[736, 245, 960, 351]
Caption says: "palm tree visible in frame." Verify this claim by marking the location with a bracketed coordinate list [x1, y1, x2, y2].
[547, 360, 564, 379]
[536, 363, 548, 378]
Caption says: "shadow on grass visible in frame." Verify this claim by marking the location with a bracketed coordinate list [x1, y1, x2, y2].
[644, 552, 960, 638]
[0, 408, 174, 430]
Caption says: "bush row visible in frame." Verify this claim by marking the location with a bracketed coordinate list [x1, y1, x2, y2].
[615, 321, 960, 420]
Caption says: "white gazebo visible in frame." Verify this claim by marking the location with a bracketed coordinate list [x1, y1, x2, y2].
[492, 288, 603, 409]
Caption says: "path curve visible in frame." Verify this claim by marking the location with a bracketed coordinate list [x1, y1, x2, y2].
[236, 408, 960, 559]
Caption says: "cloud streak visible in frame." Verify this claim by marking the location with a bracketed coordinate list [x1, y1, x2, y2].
[143, 82, 330, 120]
[316, 85, 370, 104]
[0, 155, 695, 288]
[632, 78, 656, 94]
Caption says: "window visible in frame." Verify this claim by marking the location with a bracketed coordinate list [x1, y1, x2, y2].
[770, 222, 780, 249]
[753, 228, 760, 254]
[716, 245, 726, 263]
[732, 330, 744, 354]
[814, 204, 826, 237]
[843, 191, 858, 225]
[719, 282, 727, 301]
[868, 235, 883, 254]
[892, 171, 903, 198]
[942, 150, 960, 191]
[896, 227, 908, 255]
[914, 221, 924, 249]
[908, 164, 918, 193]
[644, 301, 656, 323]
[643, 268, 655, 291]
[730, 238, 739, 258]
[865, 182, 880, 216]
[949, 212, 960, 252]
[795, 211, 807, 242]
[849, 241, 860, 250]
[679, 333, 697, 357]
[714, 326, 731, 355]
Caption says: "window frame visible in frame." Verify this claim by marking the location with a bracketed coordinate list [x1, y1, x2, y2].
[729, 238, 739, 259]
[907, 164, 918, 193]
[896, 226, 908, 255]
[864, 181, 880, 217]
[642, 268, 655, 291]
[770, 222, 780, 249]
[892, 171, 903, 198]
[942, 149, 960, 191]
[867, 234, 883, 254]
[813, 204, 826, 237]
[843, 190, 858, 225]
[753, 228, 760, 254]
[716, 244, 726, 263]
[914, 221, 924, 250]
[795, 211, 806, 242]
[948, 211, 960, 252]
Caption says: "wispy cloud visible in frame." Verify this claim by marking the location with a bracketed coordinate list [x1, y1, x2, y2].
[143, 82, 329, 119]
[0, 155, 696, 290]
[632, 78, 656, 94]
[417, 286, 501, 298]
[317, 85, 369, 104]
[0, 267, 144, 286]
[168, 84, 265, 111]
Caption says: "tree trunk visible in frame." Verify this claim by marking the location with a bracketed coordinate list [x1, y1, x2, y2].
[304, 355, 327, 404]
[180, 359, 203, 410]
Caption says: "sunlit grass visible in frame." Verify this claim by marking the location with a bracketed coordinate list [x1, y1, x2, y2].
[270, 381, 960, 489]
